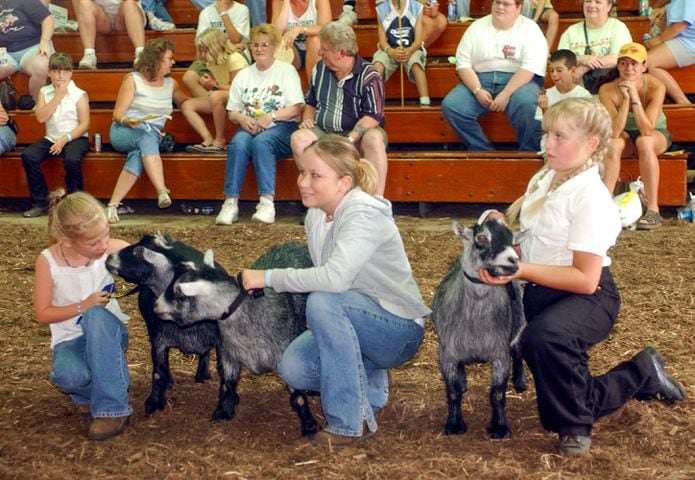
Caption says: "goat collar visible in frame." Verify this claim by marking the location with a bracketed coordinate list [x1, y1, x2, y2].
[220, 272, 264, 320]
[111, 284, 140, 299]
[463, 271, 486, 284]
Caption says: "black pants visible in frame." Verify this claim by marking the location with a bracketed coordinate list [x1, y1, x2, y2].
[21, 137, 90, 207]
[521, 268, 656, 437]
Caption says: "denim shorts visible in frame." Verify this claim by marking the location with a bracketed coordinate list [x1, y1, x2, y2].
[6, 43, 54, 70]
[109, 121, 162, 177]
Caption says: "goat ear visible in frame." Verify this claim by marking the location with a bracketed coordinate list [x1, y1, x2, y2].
[452, 221, 473, 241]
[141, 248, 169, 269]
[177, 281, 204, 297]
[203, 249, 215, 267]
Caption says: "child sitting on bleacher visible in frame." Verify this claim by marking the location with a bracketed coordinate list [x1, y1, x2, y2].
[373, 0, 430, 107]
[522, 0, 559, 49]
[183, 0, 250, 97]
[21, 53, 90, 218]
[536, 50, 592, 120]
[74, 0, 146, 70]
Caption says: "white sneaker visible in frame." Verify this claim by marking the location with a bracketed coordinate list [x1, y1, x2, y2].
[338, 5, 358, 26]
[216, 199, 239, 225]
[157, 189, 172, 209]
[78, 52, 97, 70]
[149, 16, 175, 31]
[251, 197, 276, 224]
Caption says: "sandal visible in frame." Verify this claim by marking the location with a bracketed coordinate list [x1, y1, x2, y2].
[636, 209, 662, 230]
[185, 143, 225, 154]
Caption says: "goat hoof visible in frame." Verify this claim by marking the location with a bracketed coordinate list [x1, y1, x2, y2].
[194, 372, 212, 383]
[301, 419, 319, 437]
[144, 398, 165, 415]
[487, 425, 512, 440]
[444, 422, 468, 435]
[513, 381, 528, 393]
[211, 407, 235, 422]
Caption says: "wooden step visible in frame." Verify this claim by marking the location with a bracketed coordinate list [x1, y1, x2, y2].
[11, 105, 695, 146]
[13, 59, 695, 105]
[50, 16, 651, 65]
[0, 150, 687, 205]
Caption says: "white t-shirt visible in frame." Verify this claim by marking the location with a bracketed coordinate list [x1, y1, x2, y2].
[519, 166, 621, 267]
[534, 84, 592, 121]
[557, 18, 632, 58]
[455, 14, 548, 76]
[287, 0, 317, 51]
[227, 60, 305, 120]
[197, 2, 250, 41]
[40, 80, 88, 142]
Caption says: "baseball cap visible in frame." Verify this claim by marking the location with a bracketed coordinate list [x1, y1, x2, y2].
[618, 43, 647, 63]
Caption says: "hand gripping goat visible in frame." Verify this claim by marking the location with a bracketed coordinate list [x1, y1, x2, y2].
[432, 214, 527, 439]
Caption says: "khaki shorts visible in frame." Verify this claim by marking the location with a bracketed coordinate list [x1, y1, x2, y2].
[372, 48, 426, 83]
[308, 125, 389, 151]
[188, 59, 211, 75]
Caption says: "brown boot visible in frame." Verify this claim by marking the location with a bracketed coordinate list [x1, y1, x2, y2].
[88, 416, 129, 441]
[76, 404, 91, 416]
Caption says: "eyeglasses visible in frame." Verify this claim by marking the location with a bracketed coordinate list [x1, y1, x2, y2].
[250, 42, 272, 50]
[492, 0, 517, 7]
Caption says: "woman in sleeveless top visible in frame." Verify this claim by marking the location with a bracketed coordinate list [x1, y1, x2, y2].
[271, 0, 332, 80]
[105, 38, 189, 224]
[599, 42, 671, 230]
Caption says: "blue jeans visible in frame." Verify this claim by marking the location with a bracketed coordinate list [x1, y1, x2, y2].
[277, 291, 425, 437]
[110, 121, 162, 177]
[224, 121, 296, 197]
[141, 0, 173, 21]
[0, 125, 16, 155]
[441, 71, 543, 151]
[49, 307, 132, 418]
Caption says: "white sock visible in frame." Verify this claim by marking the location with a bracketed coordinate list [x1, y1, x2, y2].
[135, 47, 144, 57]
[84, 48, 96, 56]
[420, 96, 431, 106]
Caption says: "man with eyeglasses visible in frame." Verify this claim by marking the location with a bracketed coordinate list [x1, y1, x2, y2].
[441, 0, 548, 151]
[291, 21, 388, 195]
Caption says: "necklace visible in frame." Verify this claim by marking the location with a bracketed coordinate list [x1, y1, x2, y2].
[59, 244, 91, 268]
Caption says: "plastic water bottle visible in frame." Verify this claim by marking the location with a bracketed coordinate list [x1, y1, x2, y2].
[94, 133, 102, 153]
[638, 0, 650, 16]
[677, 192, 695, 222]
[447, 0, 457, 22]
[643, 33, 651, 44]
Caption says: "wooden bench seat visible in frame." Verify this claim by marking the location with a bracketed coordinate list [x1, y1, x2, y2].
[0, 150, 687, 205]
[11, 105, 695, 146]
[50, 16, 651, 65]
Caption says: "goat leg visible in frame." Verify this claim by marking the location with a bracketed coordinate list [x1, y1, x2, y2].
[212, 348, 241, 422]
[145, 345, 173, 415]
[510, 343, 528, 393]
[194, 351, 212, 383]
[290, 389, 319, 436]
[443, 360, 468, 435]
[486, 362, 512, 439]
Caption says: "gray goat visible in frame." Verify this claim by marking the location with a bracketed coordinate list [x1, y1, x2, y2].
[432, 217, 527, 439]
[152, 244, 318, 436]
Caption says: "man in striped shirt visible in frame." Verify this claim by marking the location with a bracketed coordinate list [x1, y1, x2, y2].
[291, 21, 388, 195]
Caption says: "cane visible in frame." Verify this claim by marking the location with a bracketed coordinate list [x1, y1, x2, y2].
[398, 0, 405, 107]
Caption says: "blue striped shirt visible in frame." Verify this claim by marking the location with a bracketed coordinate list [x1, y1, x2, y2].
[306, 56, 385, 133]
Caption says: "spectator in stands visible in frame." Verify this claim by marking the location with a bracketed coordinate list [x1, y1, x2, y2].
[557, 0, 632, 94]
[105, 38, 189, 224]
[536, 50, 592, 120]
[192, 0, 265, 26]
[21, 53, 90, 219]
[0, 103, 17, 155]
[216, 23, 304, 225]
[373, 0, 431, 107]
[183, 0, 250, 97]
[142, 0, 176, 31]
[441, 0, 547, 152]
[73, 0, 146, 70]
[645, 0, 694, 104]
[182, 28, 248, 153]
[291, 22, 388, 195]
[599, 42, 670, 230]
[523, 0, 559, 49]
[0, 0, 53, 101]
[271, 0, 332, 80]
[338, 0, 447, 49]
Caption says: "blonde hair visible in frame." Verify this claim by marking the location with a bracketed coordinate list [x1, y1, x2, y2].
[306, 134, 378, 196]
[47, 189, 107, 245]
[249, 23, 282, 47]
[196, 28, 237, 66]
[506, 98, 611, 223]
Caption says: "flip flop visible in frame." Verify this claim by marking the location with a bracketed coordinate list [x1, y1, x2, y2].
[185, 143, 210, 153]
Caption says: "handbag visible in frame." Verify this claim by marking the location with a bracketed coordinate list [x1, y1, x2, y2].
[159, 132, 176, 153]
[0, 79, 18, 110]
[581, 22, 619, 94]
[6, 117, 18, 135]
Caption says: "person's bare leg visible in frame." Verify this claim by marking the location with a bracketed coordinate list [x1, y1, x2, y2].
[361, 129, 388, 196]
[209, 90, 229, 146]
[635, 133, 667, 213]
[604, 137, 625, 194]
[108, 170, 139, 206]
[183, 70, 208, 98]
[116, 0, 146, 49]
[181, 96, 215, 145]
[291, 129, 319, 159]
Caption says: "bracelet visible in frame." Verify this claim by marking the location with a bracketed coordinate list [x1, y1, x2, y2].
[472, 87, 482, 95]
[264, 269, 273, 288]
[65, 133, 72, 142]
[220, 11, 229, 17]
[271, 111, 276, 121]
[77, 299, 82, 315]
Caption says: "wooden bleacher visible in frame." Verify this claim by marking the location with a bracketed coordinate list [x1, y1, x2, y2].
[1, 0, 690, 206]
